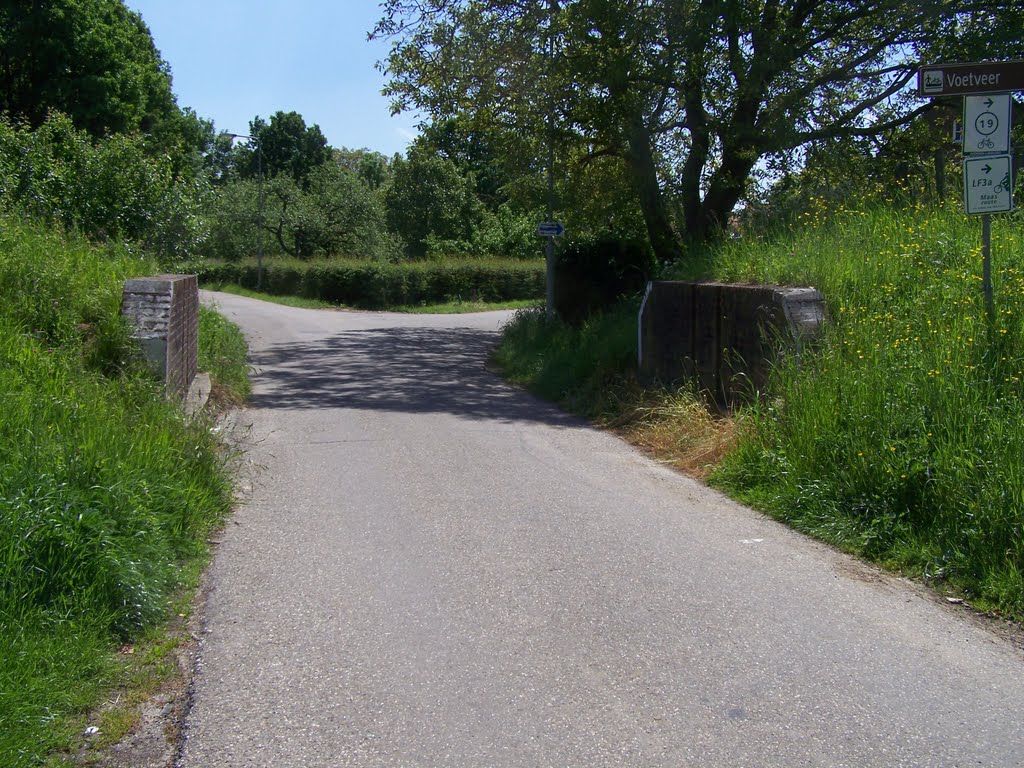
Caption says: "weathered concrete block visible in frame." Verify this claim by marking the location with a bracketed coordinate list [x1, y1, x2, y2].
[638, 281, 826, 406]
[122, 275, 199, 398]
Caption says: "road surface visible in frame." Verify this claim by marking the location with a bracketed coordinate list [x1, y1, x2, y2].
[180, 291, 1024, 767]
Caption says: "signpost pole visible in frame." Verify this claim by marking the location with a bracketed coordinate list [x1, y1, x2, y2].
[982, 213, 994, 324]
[922, 66, 1021, 329]
[544, 0, 557, 320]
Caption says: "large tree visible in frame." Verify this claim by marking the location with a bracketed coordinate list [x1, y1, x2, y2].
[375, 0, 1011, 259]
[0, 0, 177, 137]
[384, 146, 483, 258]
[238, 111, 331, 186]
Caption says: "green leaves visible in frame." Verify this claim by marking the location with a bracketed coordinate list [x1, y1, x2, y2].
[384, 148, 485, 258]
[0, 114, 210, 266]
[242, 111, 331, 186]
[0, 0, 177, 138]
[373, 1, 1002, 254]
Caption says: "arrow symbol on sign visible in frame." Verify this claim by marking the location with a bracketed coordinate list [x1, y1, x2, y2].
[983, 164, 992, 173]
[984, 97, 994, 108]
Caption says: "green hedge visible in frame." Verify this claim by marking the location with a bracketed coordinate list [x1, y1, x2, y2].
[196, 258, 546, 308]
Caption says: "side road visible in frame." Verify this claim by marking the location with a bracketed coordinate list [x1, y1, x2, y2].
[179, 291, 1024, 767]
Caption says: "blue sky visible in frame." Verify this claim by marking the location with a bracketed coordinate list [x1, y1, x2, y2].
[125, 0, 421, 156]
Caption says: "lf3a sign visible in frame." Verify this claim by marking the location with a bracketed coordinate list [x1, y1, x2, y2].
[964, 155, 1013, 215]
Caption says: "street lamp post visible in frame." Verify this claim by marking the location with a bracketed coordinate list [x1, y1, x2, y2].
[220, 132, 264, 291]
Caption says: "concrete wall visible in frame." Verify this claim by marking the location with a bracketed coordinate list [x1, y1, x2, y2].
[122, 275, 199, 398]
[638, 281, 825, 406]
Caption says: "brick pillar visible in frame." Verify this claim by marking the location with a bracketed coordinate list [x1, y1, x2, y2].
[122, 275, 199, 398]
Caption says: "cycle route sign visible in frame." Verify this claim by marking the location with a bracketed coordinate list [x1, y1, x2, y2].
[964, 155, 1013, 214]
[963, 94, 1011, 155]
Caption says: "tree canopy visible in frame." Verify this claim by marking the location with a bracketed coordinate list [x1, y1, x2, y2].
[384, 146, 484, 258]
[0, 0, 178, 137]
[375, 0, 1020, 259]
[237, 110, 331, 185]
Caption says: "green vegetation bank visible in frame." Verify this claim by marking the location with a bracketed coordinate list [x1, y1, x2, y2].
[3, 0, 1024, 761]
[0, 220, 247, 766]
[495, 201, 1024, 618]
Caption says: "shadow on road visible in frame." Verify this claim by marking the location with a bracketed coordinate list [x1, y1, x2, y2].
[248, 326, 580, 426]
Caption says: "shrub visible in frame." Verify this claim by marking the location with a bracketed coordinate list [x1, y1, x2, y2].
[493, 303, 639, 412]
[0, 113, 209, 266]
[197, 257, 546, 308]
[554, 235, 657, 325]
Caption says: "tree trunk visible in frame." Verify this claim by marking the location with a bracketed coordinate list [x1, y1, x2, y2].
[623, 114, 682, 264]
[694, 141, 758, 242]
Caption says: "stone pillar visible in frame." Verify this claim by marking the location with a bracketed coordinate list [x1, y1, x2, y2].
[122, 275, 199, 398]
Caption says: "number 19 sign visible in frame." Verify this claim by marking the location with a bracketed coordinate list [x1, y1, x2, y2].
[963, 94, 1011, 155]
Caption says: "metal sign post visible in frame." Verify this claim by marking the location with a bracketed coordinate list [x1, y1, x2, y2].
[919, 61, 1020, 326]
[982, 214, 994, 324]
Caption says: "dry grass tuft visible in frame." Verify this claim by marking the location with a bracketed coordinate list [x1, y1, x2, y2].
[601, 384, 739, 479]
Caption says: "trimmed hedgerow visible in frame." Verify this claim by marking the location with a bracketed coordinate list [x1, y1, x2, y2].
[195, 257, 545, 308]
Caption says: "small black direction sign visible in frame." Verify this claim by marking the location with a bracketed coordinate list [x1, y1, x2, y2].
[918, 60, 1024, 96]
[537, 221, 565, 237]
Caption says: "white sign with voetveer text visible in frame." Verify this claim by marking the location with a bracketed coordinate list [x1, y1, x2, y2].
[963, 155, 1013, 215]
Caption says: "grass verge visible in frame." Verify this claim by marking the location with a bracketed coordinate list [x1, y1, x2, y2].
[198, 304, 251, 405]
[492, 306, 735, 478]
[699, 202, 1024, 616]
[392, 298, 539, 314]
[0, 219, 248, 766]
[202, 282, 337, 310]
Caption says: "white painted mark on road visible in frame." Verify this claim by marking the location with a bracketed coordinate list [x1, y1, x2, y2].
[740, 539, 765, 545]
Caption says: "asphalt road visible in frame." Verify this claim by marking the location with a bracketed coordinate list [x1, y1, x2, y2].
[180, 291, 1024, 767]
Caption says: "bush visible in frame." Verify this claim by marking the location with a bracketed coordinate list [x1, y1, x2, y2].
[0, 113, 209, 266]
[470, 204, 545, 261]
[554, 235, 656, 325]
[197, 257, 546, 308]
[493, 302, 640, 413]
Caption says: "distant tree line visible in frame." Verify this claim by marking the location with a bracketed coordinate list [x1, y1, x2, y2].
[2, 0, 1022, 273]
[0, 0, 545, 266]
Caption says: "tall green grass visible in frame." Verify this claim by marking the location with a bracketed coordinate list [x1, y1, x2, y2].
[493, 303, 640, 416]
[693, 202, 1024, 614]
[199, 305, 252, 403]
[495, 201, 1024, 617]
[0, 220, 237, 765]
